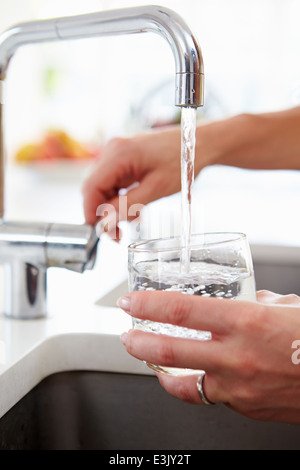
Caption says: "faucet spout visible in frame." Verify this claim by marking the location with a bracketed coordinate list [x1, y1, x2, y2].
[55, 6, 204, 107]
[0, 5, 204, 106]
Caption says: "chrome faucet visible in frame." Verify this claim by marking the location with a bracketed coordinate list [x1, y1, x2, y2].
[0, 5, 204, 319]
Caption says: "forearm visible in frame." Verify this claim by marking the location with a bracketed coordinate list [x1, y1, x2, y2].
[195, 106, 300, 174]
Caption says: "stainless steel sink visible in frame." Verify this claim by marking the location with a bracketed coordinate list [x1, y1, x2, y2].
[252, 244, 300, 295]
[0, 370, 299, 450]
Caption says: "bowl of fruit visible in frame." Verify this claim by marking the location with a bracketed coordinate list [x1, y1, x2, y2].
[14, 129, 101, 181]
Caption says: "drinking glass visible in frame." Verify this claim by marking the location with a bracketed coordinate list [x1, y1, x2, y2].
[128, 232, 256, 376]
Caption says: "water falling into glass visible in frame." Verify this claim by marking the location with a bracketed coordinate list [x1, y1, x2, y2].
[180, 107, 197, 273]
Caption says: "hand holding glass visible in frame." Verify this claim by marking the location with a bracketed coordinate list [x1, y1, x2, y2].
[128, 232, 256, 376]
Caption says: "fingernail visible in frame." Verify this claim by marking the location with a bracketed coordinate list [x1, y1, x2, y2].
[120, 332, 128, 345]
[117, 296, 131, 312]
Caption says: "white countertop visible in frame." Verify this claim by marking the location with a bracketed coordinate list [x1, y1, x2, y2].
[0, 236, 151, 420]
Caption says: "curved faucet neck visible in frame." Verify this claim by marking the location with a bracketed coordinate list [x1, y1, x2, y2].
[0, 5, 204, 103]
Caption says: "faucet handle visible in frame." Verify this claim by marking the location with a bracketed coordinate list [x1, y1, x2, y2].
[0, 221, 100, 318]
[46, 223, 99, 273]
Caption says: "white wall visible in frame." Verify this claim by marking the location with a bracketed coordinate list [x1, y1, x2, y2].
[2, 0, 300, 156]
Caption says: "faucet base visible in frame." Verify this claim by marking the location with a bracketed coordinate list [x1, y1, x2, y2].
[0, 221, 98, 319]
[4, 262, 47, 319]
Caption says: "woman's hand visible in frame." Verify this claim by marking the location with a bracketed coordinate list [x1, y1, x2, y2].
[82, 127, 182, 231]
[82, 121, 218, 238]
[118, 290, 300, 424]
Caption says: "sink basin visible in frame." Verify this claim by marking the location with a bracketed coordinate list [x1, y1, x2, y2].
[0, 370, 299, 450]
[251, 244, 300, 295]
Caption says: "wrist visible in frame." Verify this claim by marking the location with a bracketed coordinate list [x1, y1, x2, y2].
[195, 107, 300, 172]
[194, 112, 266, 174]
[194, 117, 230, 174]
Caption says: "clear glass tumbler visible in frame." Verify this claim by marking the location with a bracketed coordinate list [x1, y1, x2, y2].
[128, 232, 256, 376]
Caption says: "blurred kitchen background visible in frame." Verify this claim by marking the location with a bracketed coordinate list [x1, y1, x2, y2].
[1, 0, 300, 247]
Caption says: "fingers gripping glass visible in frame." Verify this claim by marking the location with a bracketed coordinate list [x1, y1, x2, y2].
[128, 232, 256, 376]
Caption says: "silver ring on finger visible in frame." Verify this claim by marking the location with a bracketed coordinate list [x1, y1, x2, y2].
[197, 371, 215, 406]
